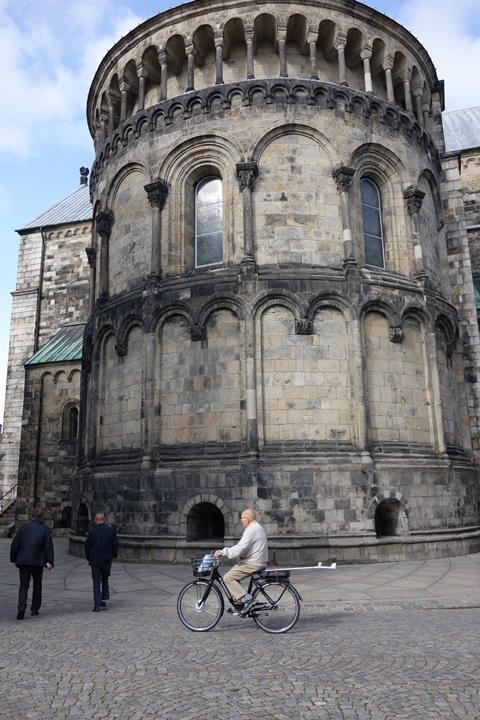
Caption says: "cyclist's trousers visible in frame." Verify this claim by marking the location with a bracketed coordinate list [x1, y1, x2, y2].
[223, 562, 266, 600]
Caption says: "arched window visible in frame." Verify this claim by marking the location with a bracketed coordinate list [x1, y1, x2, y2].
[62, 404, 79, 442]
[360, 178, 385, 268]
[195, 177, 223, 268]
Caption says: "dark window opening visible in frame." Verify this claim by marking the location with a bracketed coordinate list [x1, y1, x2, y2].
[62, 405, 79, 442]
[361, 177, 385, 269]
[187, 502, 225, 542]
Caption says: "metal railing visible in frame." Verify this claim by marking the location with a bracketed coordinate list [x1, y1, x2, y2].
[0, 484, 17, 516]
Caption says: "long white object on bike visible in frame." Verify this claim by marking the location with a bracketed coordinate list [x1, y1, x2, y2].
[266, 561, 337, 571]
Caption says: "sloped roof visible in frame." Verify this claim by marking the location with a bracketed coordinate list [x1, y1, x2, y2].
[443, 107, 480, 153]
[26, 325, 85, 366]
[19, 184, 92, 232]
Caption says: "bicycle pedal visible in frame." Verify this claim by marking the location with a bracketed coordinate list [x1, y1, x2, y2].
[227, 608, 239, 615]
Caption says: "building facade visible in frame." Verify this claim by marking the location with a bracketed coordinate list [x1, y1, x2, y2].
[2, 0, 480, 561]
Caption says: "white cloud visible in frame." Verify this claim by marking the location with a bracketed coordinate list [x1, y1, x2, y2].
[0, 1, 144, 158]
[398, 0, 480, 111]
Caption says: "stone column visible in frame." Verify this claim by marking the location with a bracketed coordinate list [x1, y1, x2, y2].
[236, 161, 259, 270]
[402, 70, 413, 113]
[413, 90, 424, 125]
[382, 57, 395, 103]
[425, 330, 447, 454]
[158, 51, 168, 100]
[332, 164, 357, 267]
[137, 62, 146, 110]
[96, 209, 114, 301]
[107, 95, 115, 135]
[215, 35, 224, 84]
[245, 317, 258, 457]
[144, 179, 169, 278]
[186, 43, 195, 92]
[351, 317, 368, 449]
[142, 330, 157, 468]
[404, 186, 426, 279]
[360, 45, 373, 93]
[100, 109, 109, 140]
[85, 246, 97, 315]
[119, 79, 129, 123]
[245, 29, 255, 79]
[335, 35, 347, 86]
[278, 28, 287, 78]
[308, 33, 319, 79]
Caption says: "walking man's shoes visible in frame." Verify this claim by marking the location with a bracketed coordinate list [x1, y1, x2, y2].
[101, 601, 107, 607]
[92, 606, 101, 612]
[16, 612, 24, 620]
[31, 610, 39, 616]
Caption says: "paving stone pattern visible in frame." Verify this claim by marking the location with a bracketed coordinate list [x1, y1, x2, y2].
[1, 540, 480, 720]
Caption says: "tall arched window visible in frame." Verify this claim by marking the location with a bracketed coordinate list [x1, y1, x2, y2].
[195, 177, 223, 268]
[360, 178, 385, 268]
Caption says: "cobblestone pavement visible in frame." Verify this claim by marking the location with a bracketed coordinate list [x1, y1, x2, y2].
[1, 540, 480, 720]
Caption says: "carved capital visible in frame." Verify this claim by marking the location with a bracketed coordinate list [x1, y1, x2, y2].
[332, 164, 356, 193]
[404, 186, 425, 216]
[295, 319, 313, 335]
[334, 33, 347, 51]
[236, 161, 258, 192]
[245, 29, 254, 42]
[389, 326, 405, 344]
[381, 56, 394, 72]
[96, 209, 114, 239]
[85, 246, 96, 269]
[191, 324, 207, 342]
[360, 44, 373, 61]
[144, 179, 169, 210]
[115, 340, 128, 357]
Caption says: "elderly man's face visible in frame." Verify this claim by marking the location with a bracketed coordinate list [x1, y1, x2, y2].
[240, 511, 251, 528]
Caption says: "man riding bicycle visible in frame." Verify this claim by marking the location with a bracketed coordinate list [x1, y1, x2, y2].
[214, 508, 268, 614]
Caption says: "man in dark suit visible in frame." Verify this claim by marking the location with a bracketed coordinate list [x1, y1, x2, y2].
[85, 512, 119, 612]
[10, 507, 54, 620]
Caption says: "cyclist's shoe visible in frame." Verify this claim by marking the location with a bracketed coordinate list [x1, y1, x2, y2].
[239, 597, 256, 616]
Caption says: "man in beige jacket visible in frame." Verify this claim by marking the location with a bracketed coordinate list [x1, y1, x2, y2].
[214, 508, 268, 612]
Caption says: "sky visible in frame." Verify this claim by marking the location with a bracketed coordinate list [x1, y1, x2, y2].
[0, 0, 479, 423]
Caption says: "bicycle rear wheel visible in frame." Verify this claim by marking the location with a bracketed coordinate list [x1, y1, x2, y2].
[252, 581, 300, 634]
[177, 580, 224, 632]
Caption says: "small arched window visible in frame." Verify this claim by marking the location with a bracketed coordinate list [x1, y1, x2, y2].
[195, 177, 223, 268]
[62, 405, 79, 442]
[360, 178, 385, 269]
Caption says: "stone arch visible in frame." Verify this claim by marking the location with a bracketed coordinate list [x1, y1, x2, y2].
[253, 13, 277, 79]
[193, 24, 216, 89]
[154, 306, 193, 336]
[367, 491, 410, 536]
[250, 122, 336, 166]
[417, 169, 444, 231]
[116, 314, 144, 356]
[360, 299, 398, 327]
[68, 368, 81, 384]
[351, 142, 409, 275]
[198, 294, 247, 327]
[61, 401, 79, 442]
[159, 134, 241, 274]
[252, 291, 303, 322]
[222, 17, 247, 85]
[285, 14, 309, 78]
[307, 293, 355, 323]
[141, 45, 162, 110]
[180, 494, 228, 539]
[106, 161, 151, 208]
[165, 33, 187, 99]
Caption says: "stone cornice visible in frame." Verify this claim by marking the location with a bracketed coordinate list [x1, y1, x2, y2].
[90, 78, 439, 195]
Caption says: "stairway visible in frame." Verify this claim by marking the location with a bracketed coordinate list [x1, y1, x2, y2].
[0, 485, 17, 537]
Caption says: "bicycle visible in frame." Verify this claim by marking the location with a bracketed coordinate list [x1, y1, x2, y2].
[177, 554, 302, 634]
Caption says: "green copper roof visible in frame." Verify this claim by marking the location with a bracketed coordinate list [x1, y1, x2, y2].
[474, 278, 480, 311]
[26, 324, 85, 366]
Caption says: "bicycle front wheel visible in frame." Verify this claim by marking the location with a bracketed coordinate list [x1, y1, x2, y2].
[177, 580, 224, 632]
[253, 581, 300, 634]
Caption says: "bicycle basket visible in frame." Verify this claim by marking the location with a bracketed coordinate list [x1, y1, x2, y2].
[191, 554, 215, 577]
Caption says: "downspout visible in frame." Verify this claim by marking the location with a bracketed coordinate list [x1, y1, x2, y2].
[32, 373, 45, 506]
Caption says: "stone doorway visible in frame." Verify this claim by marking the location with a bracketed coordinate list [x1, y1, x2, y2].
[375, 499, 408, 537]
[186, 502, 225, 542]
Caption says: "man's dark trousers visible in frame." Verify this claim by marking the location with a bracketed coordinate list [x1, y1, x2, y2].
[18, 565, 44, 614]
[91, 560, 112, 608]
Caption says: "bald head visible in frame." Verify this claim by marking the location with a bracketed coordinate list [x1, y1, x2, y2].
[240, 508, 256, 528]
[95, 513, 106, 525]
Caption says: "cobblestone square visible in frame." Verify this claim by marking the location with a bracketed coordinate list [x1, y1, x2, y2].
[1, 540, 480, 719]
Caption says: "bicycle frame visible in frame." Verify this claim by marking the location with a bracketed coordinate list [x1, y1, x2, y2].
[197, 565, 301, 613]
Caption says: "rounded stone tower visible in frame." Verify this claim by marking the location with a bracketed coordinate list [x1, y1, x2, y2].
[73, 0, 480, 562]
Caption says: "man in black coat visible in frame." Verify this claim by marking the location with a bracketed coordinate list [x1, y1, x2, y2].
[10, 507, 54, 620]
[85, 512, 119, 612]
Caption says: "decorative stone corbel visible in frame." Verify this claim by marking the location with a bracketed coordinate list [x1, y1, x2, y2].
[295, 319, 314, 335]
[191, 324, 206, 342]
[389, 326, 405, 344]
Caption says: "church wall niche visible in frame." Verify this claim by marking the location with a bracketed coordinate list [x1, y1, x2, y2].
[364, 312, 432, 446]
[255, 131, 342, 268]
[159, 309, 243, 446]
[259, 305, 352, 444]
[98, 326, 143, 451]
[109, 169, 151, 295]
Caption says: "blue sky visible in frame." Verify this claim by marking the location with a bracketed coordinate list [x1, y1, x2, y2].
[1, 0, 479, 422]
